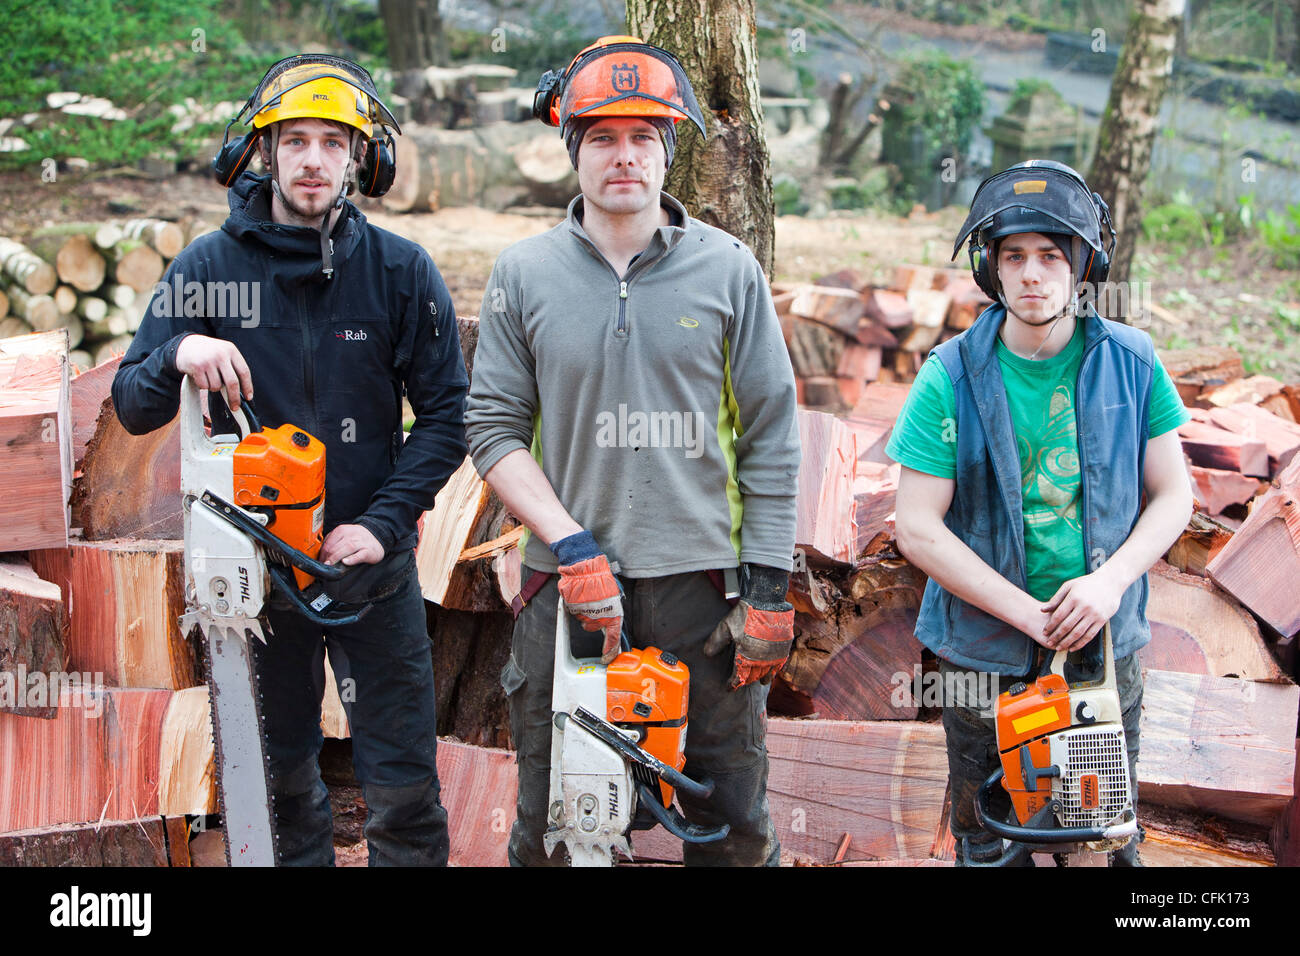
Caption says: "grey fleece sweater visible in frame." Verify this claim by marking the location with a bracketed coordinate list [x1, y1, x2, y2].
[465, 192, 800, 578]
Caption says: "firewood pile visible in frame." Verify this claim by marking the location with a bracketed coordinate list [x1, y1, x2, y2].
[0, 218, 214, 373]
[0, 272, 1298, 866]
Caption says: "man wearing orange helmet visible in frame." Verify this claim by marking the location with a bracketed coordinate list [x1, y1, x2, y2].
[467, 37, 801, 866]
[112, 55, 469, 866]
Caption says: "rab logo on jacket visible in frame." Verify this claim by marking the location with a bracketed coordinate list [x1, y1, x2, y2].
[335, 329, 368, 341]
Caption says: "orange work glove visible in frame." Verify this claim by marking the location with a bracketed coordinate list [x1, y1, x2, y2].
[552, 531, 623, 663]
[703, 564, 794, 690]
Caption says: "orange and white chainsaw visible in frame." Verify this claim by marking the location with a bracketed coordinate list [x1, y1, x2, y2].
[545, 598, 729, 865]
[178, 378, 365, 866]
[970, 623, 1138, 867]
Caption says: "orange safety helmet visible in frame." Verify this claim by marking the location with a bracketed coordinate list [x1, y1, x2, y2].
[533, 36, 707, 137]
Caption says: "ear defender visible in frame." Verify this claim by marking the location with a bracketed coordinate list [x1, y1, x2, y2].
[212, 128, 260, 187]
[357, 130, 396, 197]
[533, 69, 564, 126]
[969, 238, 1000, 300]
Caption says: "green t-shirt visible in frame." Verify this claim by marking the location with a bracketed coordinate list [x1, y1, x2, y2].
[885, 320, 1189, 601]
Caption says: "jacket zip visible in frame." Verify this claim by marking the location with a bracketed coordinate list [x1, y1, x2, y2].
[298, 287, 318, 435]
[617, 280, 628, 333]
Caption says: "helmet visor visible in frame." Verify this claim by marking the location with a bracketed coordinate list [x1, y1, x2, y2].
[559, 43, 706, 137]
[250, 54, 401, 134]
[952, 163, 1103, 261]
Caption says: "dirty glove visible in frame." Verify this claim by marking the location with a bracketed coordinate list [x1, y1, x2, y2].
[552, 530, 623, 663]
[703, 564, 794, 690]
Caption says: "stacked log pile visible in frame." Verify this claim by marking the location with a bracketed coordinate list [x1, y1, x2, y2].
[1, 298, 1298, 866]
[0, 218, 211, 372]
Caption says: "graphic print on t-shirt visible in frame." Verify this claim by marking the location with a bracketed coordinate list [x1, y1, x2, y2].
[1019, 383, 1082, 536]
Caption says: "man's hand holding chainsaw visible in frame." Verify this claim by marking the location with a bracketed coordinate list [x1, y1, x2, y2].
[704, 565, 795, 689]
[177, 334, 385, 568]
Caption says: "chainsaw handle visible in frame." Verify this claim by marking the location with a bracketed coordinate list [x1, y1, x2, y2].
[197, 491, 348, 582]
[973, 766, 1114, 844]
[633, 783, 729, 845]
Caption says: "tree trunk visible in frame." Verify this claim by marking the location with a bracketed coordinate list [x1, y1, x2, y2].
[379, 0, 449, 72]
[1087, 0, 1185, 301]
[626, 0, 775, 276]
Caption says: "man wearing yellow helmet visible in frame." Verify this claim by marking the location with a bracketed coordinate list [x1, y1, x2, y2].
[112, 55, 469, 866]
[467, 37, 801, 866]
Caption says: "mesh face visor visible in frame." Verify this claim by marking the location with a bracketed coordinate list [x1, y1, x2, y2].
[246, 54, 402, 134]
[952, 163, 1104, 261]
[559, 43, 707, 137]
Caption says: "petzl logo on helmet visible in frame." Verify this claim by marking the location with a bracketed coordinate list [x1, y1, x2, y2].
[312, 92, 330, 101]
[611, 62, 640, 93]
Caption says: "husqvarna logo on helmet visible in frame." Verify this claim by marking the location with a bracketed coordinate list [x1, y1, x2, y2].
[611, 62, 640, 92]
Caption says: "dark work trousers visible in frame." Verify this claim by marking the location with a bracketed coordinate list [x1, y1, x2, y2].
[503, 568, 779, 867]
[940, 649, 1143, 865]
[252, 557, 449, 866]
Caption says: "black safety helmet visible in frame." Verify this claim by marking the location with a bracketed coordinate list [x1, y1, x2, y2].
[953, 160, 1115, 300]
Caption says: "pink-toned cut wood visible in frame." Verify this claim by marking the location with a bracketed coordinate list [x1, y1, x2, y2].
[935, 272, 992, 331]
[0, 817, 170, 866]
[802, 376, 841, 408]
[28, 538, 197, 690]
[1207, 456, 1300, 637]
[809, 607, 921, 721]
[0, 557, 68, 718]
[1177, 420, 1270, 478]
[891, 264, 940, 292]
[0, 686, 172, 832]
[0, 330, 73, 551]
[69, 396, 182, 540]
[862, 288, 914, 330]
[67, 355, 120, 467]
[436, 737, 517, 867]
[634, 719, 949, 864]
[896, 289, 951, 353]
[1165, 510, 1235, 577]
[1260, 391, 1298, 423]
[1201, 374, 1285, 408]
[1140, 561, 1283, 681]
[1206, 403, 1300, 475]
[852, 460, 898, 556]
[930, 785, 956, 862]
[1189, 464, 1263, 515]
[788, 284, 866, 338]
[845, 381, 911, 465]
[1269, 740, 1300, 867]
[813, 268, 869, 293]
[1161, 346, 1244, 406]
[1138, 669, 1299, 828]
[796, 410, 858, 565]
[835, 341, 879, 381]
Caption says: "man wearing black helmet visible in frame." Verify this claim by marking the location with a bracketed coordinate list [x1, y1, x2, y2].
[112, 55, 469, 866]
[887, 161, 1192, 865]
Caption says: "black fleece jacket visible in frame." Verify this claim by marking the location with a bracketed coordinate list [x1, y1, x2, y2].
[111, 172, 468, 554]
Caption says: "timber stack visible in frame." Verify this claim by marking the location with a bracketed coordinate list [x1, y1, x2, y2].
[1, 280, 1299, 866]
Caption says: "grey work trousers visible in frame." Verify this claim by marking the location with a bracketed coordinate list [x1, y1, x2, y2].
[502, 568, 779, 866]
[939, 649, 1144, 865]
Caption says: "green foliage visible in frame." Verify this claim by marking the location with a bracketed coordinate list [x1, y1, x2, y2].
[0, 0, 287, 169]
[892, 50, 985, 158]
[1259, 204, 1300, 270]
[451, 8, 589, 80]
[1009, 77, 1059, 104]
[333, 0, 387, 58]
[773, 175, 808, 216]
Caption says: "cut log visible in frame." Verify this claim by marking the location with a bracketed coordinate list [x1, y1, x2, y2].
[102, 283, 138, 309]
[456, 315, 479, 384]
[0, 330, 73, 551]
[436, 737, 517, 866]
[0, 285, 8, 320]
[157, 687, 215, 816]
[28, 234, 105, 293]
[795, 409, 858, 565]
[321, 649, 351, 739]
[69, 393, 182, 540]
[1270, 741, 1300, 867]
[634, 719, 950, 864]
[787, 317, 848, 379]
[106, 238, 164, 294]
[813, 267, 868, 293]
[6, 287, 58, 330]
[1177, 420, 1269, 477]
[789, 285, 866, 337]
[0, 686, 172, 832]
[896, 288, 950, 352]
[1206, 403, 1300, 475]
[1160, 345, 1244, 405]
[937, 272, 991, 330]
[416, 456, 489, 606]
[1141, 805, 1275, 867]
[0, 237, 57, 294]
[67, 354, 120, 466]
[0, 557, 67, 718]
[28, 538, 198, 690]
[1138, 669, 1299, 827]
[429, 603, 513, 749]
[52, 284, 77, 313]
[802, 376, 841, 407]
[0, 315, 30, 338]
[119, 218, 185, 259]
[852, 460, 899, 556]
[92, 334, 135, 368]
[1202, 374, 1285, 408]
[1189, 464, 1262, 515]
[862, 288, 913, 330]
[1165, 510, 1234, 576]
[30, 221, 125, 251]
[1140, 561, 1284, 680]
[1207, 455, 1300, 637]
[0, 817, 170, 866]
[845, 380, 910, 465]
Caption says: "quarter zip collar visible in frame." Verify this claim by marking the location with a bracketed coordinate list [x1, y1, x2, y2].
[564, 191, 688, 274]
